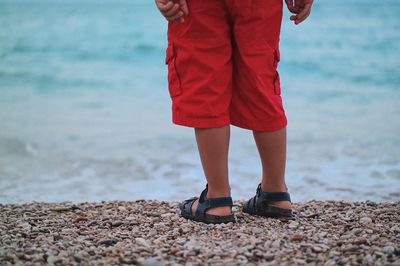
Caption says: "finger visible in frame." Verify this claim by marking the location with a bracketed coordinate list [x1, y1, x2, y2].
[155, 0, 168, 5]
[162, 3, 180, 17]
[295, 9, 311, 24]
[179, 0, 189, 15]
[285, 0, 294, 12]
[285, 0, 301, 14]
[293, 3, 311, 24]
[285, 0, 293, 6]
[157, 0, 173, 12]
[292, 0, 305, 13]
[288, 6, 302, 14]
[296, 4, 311, 24]
[293, 0, 305, 9]
[166, 11, 184, 21]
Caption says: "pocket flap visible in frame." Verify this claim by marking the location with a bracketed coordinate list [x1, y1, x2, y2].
[165, 44, 174, 65]
[274, 72, 281, 95]
[275, 48, 280, 63]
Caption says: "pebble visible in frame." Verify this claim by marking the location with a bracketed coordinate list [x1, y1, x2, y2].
[288, 221, 299, 229]
[97, 238, 117, 246]
[264, 254, 275, 261]
[181, 226, 191, 233]
[382, 245, 395, 254]
[136, 237, 151, 249]
[351, 237, 368, 245]
[130, 219, 139, 226]
[61, 228, 74, 234]
[359, 216, 373, 224]
[0, 200, 398, 265]
[118, 206, 127, 212]
[52, 234, 62, 241]
[271, 239, 281, 248]
[312, 246, 323, 253]
[47, 256, 62, 265]
[149, 228, 157, 236]
[73, 253, 82, 263]
[139, 257, 164, 266]
[112, 221, 124, 228]
[45, 249, 59, 257]
[252, 227, 263, 234]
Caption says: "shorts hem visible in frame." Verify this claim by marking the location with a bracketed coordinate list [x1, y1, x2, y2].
[230, 115, 287, 131]
[172, 112, 231, 129]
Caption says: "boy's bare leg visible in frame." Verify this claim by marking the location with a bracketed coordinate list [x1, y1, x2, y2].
[191, 125, 232, 216]
[253, 126, 292, 209]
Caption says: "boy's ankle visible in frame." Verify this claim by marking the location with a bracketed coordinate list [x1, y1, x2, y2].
[260, 182, 288, 193]
[206, 186, 231, 198]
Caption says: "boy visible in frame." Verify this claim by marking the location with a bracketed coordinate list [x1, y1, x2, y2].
[156, 0, 313, 223]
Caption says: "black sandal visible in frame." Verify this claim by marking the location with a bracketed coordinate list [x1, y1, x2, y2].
[243, 183, 294, 220]
[180, 184, 236, 224]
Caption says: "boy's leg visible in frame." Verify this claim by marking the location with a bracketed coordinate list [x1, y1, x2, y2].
[191, 126, 232, 216]
[165, 1, 234, 217]
[253, 126, 291, 209]
[226, 1, 291, 208]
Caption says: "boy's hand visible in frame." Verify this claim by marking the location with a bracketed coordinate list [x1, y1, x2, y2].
[285, 0, 313, 25]
[155, 0, 189, 23]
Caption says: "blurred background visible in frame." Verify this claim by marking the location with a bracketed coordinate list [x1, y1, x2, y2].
[0, 0, 399, 203]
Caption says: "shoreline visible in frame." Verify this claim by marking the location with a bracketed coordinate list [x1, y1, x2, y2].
[1, 200, 399, 265]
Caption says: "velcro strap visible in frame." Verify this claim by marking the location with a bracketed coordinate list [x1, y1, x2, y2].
[260, 192, 291, 203]
[206, 197, 233, 208]
[195, 184, 234, 218]
[195, 196, 233, 219]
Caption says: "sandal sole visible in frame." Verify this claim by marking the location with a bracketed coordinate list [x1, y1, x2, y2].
[243, 206, 295, 221]
[180, 209, 236, 224]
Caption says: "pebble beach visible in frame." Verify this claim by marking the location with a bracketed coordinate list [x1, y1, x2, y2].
[1, 200, 399, 265]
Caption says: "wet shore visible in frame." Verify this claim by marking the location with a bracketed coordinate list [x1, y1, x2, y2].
[0, 200, 399, 265]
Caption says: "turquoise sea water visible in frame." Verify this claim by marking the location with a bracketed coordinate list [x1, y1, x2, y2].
[0, 0, 399, 203]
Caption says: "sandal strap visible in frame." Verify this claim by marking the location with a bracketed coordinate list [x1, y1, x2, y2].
[259, 192, 291, 202]
[182, 197, 198, 216]
[256, 183, 291, 202]
[195, 184, 233, 219]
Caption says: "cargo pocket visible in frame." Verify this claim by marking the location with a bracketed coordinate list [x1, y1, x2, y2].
[165, 43, 182, 98]
[273, 48, 281, 95]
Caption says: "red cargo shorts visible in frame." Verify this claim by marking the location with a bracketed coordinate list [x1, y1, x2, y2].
[165, 0, 287, 131]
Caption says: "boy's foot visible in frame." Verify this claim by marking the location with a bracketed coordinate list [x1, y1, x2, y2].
[267, 200, 292, 210]
[260, 183, 292, 210]
[191, 197, 232, 216]
[242, 183, 294, 219]
[180, 184, 236, 224]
